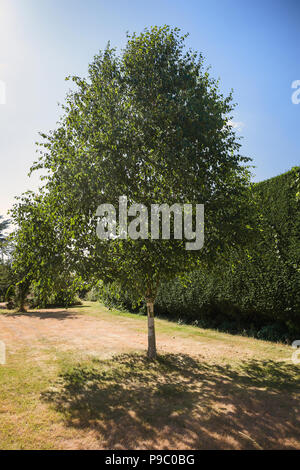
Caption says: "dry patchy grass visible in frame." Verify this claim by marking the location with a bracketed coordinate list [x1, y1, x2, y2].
[0, 301, 299, 449]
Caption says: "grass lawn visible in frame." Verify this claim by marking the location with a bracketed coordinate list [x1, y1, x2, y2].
[0, 301, 299, 449]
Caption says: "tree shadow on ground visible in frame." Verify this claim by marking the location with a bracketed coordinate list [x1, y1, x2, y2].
[1, 302, 90, 319]
[41, 353, 300, 450]
[2, 310, 78, 320]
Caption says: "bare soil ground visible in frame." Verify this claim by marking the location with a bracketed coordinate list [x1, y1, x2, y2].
[0, 301, 299, 450]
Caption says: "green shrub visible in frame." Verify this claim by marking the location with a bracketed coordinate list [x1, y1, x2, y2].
[29, 275, 82, 308]
[85, 287, 100, 302]
[256, 324, 290, 343]
[100, 282, 145, 313]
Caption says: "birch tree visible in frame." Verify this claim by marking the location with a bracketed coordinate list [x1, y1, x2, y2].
[26, 26, 252, 359]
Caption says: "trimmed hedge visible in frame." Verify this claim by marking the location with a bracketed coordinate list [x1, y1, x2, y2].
[99, 167, 300, 342]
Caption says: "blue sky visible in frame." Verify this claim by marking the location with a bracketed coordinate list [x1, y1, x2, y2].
[0, 0, 299, 216]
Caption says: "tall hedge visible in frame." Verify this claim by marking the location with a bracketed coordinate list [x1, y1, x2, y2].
[100, 167, 300, 341]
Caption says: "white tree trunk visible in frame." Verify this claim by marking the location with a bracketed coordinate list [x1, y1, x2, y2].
[146, 300, 156, 360]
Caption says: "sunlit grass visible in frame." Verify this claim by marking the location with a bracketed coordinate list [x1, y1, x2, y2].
[0, 301, 299, 449]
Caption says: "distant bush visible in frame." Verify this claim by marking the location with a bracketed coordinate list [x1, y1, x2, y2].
[256, 324, 290, 343]
[28, 289, 81, 309]
[29, 275, 83, 309]
[85, 287, 100, 302]
[100, 281, 145, 313]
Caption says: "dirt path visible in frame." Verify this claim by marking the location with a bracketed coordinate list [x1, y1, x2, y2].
[0, 306, 156, 359]
[0, 303, 267, 361]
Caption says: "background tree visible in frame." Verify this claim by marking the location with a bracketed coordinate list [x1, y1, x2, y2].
[0, 215, 10, 262]
[0, 216, 10, 239]
[10, 191, 81, 310]
[0, 216, 12, 302]
[19, 26, 253, 359]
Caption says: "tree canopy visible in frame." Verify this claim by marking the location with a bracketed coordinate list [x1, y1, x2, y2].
[12, 26, 254, 358]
